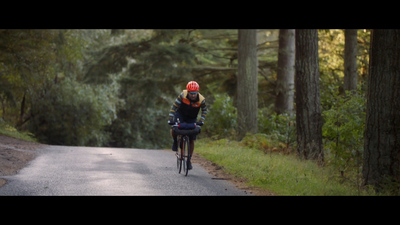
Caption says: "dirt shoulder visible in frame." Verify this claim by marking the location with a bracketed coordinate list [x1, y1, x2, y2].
[0, 135, 48, 187]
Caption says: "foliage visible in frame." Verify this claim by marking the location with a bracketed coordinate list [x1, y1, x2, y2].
[318, 29, 370, 111]
[258, 107, 296, 151]
[107, 87, 171, 149]
[105, 32, 198, 149]
[0, 30, 59, 123]
[196, 138, 375, 195]
[322, 87, 366, 175]
[29, 77, 117, 146]
[240, 133, 275, 152]
[0, 119, 37, 142]
[203, 93, 297, 152]
[0, 29, 371, 154]
[201, 94, 237, 139]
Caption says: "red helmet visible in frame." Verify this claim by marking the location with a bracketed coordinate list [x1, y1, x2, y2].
[186, 81, 199, 92]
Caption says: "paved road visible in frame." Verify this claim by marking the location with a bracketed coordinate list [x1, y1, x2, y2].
[0, 145, 249, 196]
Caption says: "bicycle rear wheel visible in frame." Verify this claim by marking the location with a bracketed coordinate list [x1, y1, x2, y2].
[182, 136, 190, 176]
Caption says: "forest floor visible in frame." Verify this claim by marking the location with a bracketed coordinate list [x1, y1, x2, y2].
[0, 135, 275, 195]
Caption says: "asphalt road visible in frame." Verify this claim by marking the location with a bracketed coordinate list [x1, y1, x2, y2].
[0, 145, 250, 196]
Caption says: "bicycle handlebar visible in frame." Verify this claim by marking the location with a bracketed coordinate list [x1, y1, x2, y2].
[171, 121, 202, 135]
[169, 120, 203, 128]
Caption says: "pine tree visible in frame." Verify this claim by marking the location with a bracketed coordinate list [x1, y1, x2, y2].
[295, 29, 324, 164]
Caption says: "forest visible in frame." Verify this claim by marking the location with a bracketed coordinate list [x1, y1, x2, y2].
[0, 29, 399, 193]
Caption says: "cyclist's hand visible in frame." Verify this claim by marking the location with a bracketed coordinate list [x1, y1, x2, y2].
[196, 121, 204, 126]
[168, 120, 175, 125]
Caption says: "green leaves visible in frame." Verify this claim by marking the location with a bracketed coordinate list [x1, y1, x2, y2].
[322, 88, 366, 171]
[202, 94, 237, 139]
[29, 77, 117, 146]
[258, 108, 296, 150]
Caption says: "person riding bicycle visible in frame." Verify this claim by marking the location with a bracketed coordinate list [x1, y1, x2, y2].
[168, 81, 207, 170]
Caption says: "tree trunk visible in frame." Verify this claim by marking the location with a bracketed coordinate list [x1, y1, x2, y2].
[362, 29, 400, 192]
[295, 29, 324, 164]
[237, 29, 258, 140]
[17, 92, 26, 127]
[344, 29, 358, 92]
[275, 29, 295, 115]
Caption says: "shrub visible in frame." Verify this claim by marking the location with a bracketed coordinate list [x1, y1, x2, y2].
[322, 88, 366, 174]
[29, 77, 116, 146]
[258, 107, 296, 152]
[202, 94, 237, 139]
[240, 133, 274, 153]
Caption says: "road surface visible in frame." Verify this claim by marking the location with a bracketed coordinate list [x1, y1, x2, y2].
[0, 145, 250, 196]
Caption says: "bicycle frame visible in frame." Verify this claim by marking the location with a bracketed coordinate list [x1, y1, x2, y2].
[172, 121, 201, 176]
[177, 134, 189, 176]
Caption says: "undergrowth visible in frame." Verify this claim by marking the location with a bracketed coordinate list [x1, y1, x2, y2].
[0, 120, 38, 142]
[196, 137, 376, 196]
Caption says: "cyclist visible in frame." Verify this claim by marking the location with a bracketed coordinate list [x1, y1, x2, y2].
[168, 81, 207, 170]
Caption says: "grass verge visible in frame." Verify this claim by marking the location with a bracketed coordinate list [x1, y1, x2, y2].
[195, 138, 376, 196]
[0, 123, 38, 143]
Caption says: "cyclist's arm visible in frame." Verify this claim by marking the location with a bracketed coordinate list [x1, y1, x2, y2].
[168, 92, 183, 120]
[199, 99, 207, 123]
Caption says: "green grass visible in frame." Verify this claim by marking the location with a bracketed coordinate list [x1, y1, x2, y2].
[195, 138, 376, 196]
[0, 123, 38, 143]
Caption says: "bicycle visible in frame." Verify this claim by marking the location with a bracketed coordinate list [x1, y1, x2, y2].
[171, 119, 202, 176]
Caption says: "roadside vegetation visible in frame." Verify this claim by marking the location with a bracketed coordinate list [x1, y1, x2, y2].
[0, 120, 38, 143]
[196, 137, 376, 196]
[195, 89, 382, 196]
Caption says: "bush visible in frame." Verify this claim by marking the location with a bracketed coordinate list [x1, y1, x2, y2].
[258, 107, 296, 152]
[202, 94, 237, 139]
[29, 77, 116, 146]
[240, 133, 274, 152]
[322, 88, 366, 174]
[203, 95, 297, 152]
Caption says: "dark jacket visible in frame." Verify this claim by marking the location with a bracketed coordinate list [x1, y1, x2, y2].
[168, 90, 207, 121]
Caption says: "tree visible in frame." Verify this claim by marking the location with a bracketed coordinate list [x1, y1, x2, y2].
[237, 29, 258, 140]
[100, 30, 198, 148]
[29, 77, 116, 146]
[275, 29, 295, 115]
[295, 29, 324, 164]
[344, 29, 358, 92]
[362, 29, 400, 192]
[0, 30, 59, 126]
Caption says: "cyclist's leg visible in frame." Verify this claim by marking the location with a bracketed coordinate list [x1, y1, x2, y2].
[170, 128, 178, 151]
[184, 116, 197, 156]
[186, 136, 196, 170]
[171, 112, 184, 151]
[182, 117, 197, 170]
[189, 135, 196, 156]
